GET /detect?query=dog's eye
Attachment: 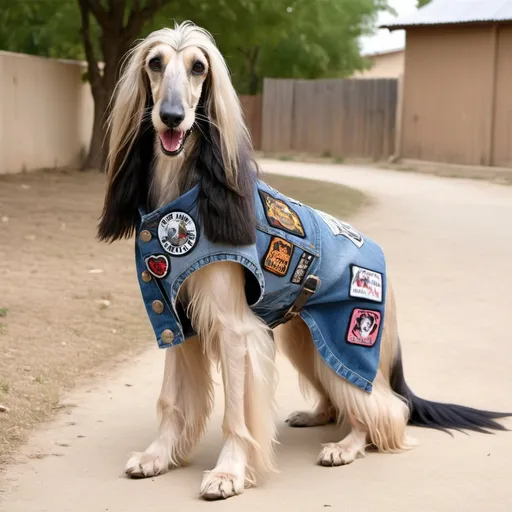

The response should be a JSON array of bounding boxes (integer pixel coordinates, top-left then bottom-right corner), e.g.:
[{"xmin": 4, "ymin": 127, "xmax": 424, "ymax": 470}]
[
  {"xmin": 191, "ymin": 61, "xmax": 205, "ymax": 75},
  {"xmin": 148, "ymin": 57, "xmax": 162, "ymax": 72}
]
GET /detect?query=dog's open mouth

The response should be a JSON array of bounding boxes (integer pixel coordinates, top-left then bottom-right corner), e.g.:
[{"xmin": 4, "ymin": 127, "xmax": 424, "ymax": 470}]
[{"xmin": 159, "ymin": 128, "xmax": 192, "ymax": 156}]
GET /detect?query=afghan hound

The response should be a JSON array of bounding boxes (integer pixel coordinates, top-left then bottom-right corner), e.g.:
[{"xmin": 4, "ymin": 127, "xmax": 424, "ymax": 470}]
[{"xmin": 98, "ymin": 21, "xmax": 509, "ymax": 500}]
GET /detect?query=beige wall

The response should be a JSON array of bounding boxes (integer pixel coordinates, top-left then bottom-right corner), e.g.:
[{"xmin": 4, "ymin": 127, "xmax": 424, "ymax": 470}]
[
  {"xmin": 0, "ymin": 51, "xmax": 93, "ymax": 174},
  {"xmin": 492, "ymin": 25, "xmax": 512, "ymax": 167},
  {"xmin": 353, "ymin": 50, "xmax": 404, "ymax": 79},
  {"xmin": 400, "ymin": 24, "xmax": 512, "ymax": 167}
]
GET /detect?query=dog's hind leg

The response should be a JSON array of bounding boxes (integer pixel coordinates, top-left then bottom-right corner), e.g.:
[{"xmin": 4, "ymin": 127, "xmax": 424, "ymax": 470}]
[
  {"xmin": 276, "ymin": 317, "xmax": 335, "ymax": 428},
  {"xmin": 185, "ymin": 262, "xmax": 278, "ymax": 500},
  {"xmin": 316, "ymin": 365, "xmax": 415, "ymax": 465},
  {"xmin": 125, "ymin": 335, "xmax": 213, "ymax": 478}
]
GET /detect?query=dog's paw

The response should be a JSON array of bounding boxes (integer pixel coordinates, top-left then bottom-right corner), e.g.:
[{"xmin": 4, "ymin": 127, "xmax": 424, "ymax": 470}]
[
  {"xmin": 286, "ymin": 409, "xmax": 333, "ymax": 428},
  {"xmin": 125, "ymin": 450, "xmax": 170, "ymax": 478},
  {"xmin": 200, "ymin": 471, "xmax": 244, "ymax": 501},
  {"xmin": 317, "ymin": 442, "xmax": 361, "ymax": 467}
]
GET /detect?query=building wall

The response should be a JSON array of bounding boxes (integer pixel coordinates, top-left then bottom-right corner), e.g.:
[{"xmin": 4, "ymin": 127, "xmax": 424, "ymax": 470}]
[
  {"xmin": 0, "ymin": 51, "xmax": 93, "ymax": 174},
  {"xmin": 492, "ymin": 25, "xmax": 512, "ymax": 167},
  {"xmin": 353, "ymin": 50, "xmax": 404, "ymax": 79},
  {"xmin": 401, "ymin": 25, "xmax": 495, "ymax": 165}
]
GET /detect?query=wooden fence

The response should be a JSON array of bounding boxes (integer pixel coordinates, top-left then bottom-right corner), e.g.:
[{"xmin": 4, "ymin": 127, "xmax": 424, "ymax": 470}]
[
  {"xmin": 261, "ymin": 78, "xmax": 398, "ymax": 160},
  {"xmin": 240, "ymin": 95, "xmax": 262, "ymax": 150}
]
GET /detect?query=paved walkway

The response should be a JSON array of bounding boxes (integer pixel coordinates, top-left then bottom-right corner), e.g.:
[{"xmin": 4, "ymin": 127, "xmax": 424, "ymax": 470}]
[{"xmin": 2, "ymin": 160, "xmax": 512, "ymax": 512}]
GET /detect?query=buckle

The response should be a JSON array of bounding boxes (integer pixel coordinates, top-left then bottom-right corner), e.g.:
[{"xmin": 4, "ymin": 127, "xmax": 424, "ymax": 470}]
[{"xmin": 283, "ymin": 275, "xmax": 320, "ymax": 322}]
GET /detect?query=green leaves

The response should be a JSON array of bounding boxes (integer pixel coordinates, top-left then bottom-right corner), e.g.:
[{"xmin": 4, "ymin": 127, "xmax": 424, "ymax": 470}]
[{"xmin": 0, "ymin": 0, "xmax": 391, "ymax": 93}]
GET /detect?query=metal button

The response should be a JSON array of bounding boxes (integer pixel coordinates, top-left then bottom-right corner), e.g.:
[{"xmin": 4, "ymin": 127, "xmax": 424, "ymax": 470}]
[
  {"xmin": 152, "ymin": 300, "xmax": 164, "ymax": 314},
  {"xmin": 140, "ymin": 230, "xmax": 152, "ymax": 242},
  {"xmin": 141, "ymin": 271, "xmax": 152, "ymax": 283},
  {"xmin": 161, "ymin": 329, "xmax": 174, "ymax": 344}
]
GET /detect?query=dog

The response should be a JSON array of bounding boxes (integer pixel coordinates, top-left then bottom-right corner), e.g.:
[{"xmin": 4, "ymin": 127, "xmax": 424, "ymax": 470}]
[{"xmin": 97, "ymin": 21, "xmax": 509, "ymax": 500}]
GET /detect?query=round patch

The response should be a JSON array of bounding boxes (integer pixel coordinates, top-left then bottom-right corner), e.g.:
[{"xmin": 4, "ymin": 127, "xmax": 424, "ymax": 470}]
[{"xmin": 158, "ymin": 211, "xmax": 198, "ymax": 256}]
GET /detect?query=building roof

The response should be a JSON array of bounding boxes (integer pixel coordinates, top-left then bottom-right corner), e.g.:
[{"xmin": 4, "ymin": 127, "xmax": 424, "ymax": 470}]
[
  {"xmin": 381, "ymin": 0, "xmax": 512, "ymax": 30},
  {"xmin": 362, "ymin": 47, "xmax": 404, "ymax": 58}
]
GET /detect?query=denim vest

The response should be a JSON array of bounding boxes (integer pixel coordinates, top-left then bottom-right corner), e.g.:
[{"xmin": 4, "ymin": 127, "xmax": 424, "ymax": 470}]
[{"xmin": 135, "ymin": 180, "xmax": 387, "ymax": 393}]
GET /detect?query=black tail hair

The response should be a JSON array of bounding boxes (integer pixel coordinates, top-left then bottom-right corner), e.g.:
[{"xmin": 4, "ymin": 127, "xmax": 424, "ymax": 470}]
[{"xmin": 390, "ymin": 341, "xmax": 511, "ymax": 434}]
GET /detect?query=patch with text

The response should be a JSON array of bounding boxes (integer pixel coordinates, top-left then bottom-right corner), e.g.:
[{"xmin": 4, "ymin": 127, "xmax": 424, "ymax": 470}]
[
  {"xmin": 145, "ymin": 254, "xmax": 170, "ymax": 279},
  {"xmin": 260, "ymin": 190, "xmax": 305, "ymax": 238},
  {"xmin": 346, "ymin": 309, "xmax": 381, "ymax": 347},
  {"xmin": 158, "ymin": 211, "xmax": 198, "ymax": 256},
  {"xmin": 263, "ymin": 236, "xmax": 294, "ymax": 276},
  {"xmin": 291, "ymin": 251, "xmax": 315, "ymax": 284},
  {"xmin": 316, "ymin": 209, "xmax": 364, "ymax": 248},
  {"xmin": 349, "ymin": 266, "xmax": 383, "ymax": 302}
]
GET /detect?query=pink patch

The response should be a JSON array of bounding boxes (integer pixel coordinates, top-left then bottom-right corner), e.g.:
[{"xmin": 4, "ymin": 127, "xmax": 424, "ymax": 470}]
[{"xmin": 346, "ymin": 309, "xmax": 381, "ymax": 347}]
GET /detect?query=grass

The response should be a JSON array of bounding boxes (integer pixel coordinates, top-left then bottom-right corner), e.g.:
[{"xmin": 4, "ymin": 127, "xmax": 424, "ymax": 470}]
[
  {"xmin": 263, "ymin": 174, "xmax": 367, "ymax": 220},
  {"xmin": 0, "ymin": 168, "xmax": 366, "ymax": 463}
]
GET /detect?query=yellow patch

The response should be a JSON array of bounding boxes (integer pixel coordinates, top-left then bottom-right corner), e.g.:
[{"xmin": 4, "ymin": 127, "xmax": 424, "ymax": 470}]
[{"xmin": 260, "ymin": 191, "xmax": 305, "ymax": 238}]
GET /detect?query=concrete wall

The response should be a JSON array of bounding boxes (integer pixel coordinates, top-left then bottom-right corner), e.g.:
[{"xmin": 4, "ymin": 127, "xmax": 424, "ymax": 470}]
[
  {"xmin": 0, "ymin": 51, "xmax": 93, "ymax": 174},
  {"xmin": 400, "ymin": 24, "xmax": 512, "ymax": 167},
  {"xmin": 353, "ymin": 50, "xmax": 404, "ymax": 79}
]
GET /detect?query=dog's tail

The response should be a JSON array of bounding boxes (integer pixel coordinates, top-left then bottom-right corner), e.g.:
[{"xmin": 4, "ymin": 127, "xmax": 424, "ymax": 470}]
[{"xmin": 390, "ymin": 340, "xmax": 511, "ymax": 434}]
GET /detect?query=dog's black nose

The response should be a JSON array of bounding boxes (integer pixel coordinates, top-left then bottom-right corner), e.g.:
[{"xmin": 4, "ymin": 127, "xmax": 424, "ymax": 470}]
[{"xmin": 160, "ymin": 102, "xmax": 185, "ymax": 128}]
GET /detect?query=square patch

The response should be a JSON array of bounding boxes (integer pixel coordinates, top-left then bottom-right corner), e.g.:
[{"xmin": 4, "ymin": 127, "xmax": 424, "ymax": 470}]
[
  {"xmin": 263, "ymin": 237, "xmax": 294, "ymax": 276},
  {"xmin": 346, "ymin": 309, "xmax": 382, "ymax": 347},
  {"xmin": 349, "ymin": 266, "xmax": 383, "ymax": 303},
  {"xmin": 291, "ymin": 251, "xmax": 315, "ymax": 284},
  {"xmin": 260, "ymin": 191, "xmax": 305, "ymax": 238}
]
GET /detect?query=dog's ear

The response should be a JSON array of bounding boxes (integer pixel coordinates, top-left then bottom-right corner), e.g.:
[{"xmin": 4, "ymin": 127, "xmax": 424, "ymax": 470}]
[
  {"xmin": 97, "ymin": 98, "xmax": 154, "ymax": 242},
  {"xmin": 97, "ymin": 50, "xmax": 154, "ymax": 242},
  {"xmin": 193, "ymin": 59, "xmax": 258, "ymax": 246},
  {"xmin": 195, "ymin": 107, "xmax": 257, "ymax": 246}
]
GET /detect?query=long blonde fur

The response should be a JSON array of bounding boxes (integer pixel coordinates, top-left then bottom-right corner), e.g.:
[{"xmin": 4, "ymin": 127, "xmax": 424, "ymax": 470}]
[{"xmin": 113, "ymin": 21, "xmax": 413, "ymax": 500}]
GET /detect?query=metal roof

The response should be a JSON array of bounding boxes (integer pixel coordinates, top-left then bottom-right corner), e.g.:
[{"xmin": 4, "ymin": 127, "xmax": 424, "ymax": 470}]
[{"xmin": 381, "ymin": 0, "xmax": 512, "ymax": 30}]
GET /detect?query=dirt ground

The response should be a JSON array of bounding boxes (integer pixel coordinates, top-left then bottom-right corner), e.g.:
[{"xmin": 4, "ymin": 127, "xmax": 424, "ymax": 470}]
[{"xmin": 0, "ymin": 168, "xmax": 365, "ymax": 463}]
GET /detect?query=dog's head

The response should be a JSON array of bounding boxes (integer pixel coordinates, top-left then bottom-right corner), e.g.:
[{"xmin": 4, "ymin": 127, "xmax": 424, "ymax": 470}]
[
  {"xmin": 98, "ymin": 22, "xmax": 257, "ymax": 245},
  {"xmin": 146, "ymin": 40, "xmax": 207, "ymax": 157}
]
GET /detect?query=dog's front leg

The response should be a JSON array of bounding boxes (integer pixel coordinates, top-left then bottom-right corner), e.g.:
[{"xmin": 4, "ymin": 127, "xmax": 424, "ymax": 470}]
[
  {"xmin": 186, "ymin": 262, "xmax": 277, "ymax": 500},
  {"xmin": 125, "ymin": 335, "xmax": 213, "ymax": 478}
]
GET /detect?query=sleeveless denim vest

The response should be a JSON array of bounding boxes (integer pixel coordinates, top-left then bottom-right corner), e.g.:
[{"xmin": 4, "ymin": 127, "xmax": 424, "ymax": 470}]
[{"xmin": 135, "ymin": 180, "xmax": 387, "ymax": 393}]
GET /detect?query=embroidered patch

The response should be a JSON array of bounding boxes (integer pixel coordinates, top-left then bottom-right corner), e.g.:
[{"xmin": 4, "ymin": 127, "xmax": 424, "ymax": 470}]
[
  {"xmin": 291, "ymin": 251, "xmax": 315, "ymax": 284},
  {"xmin": 346, "ymin": 309, "xmax": 381, "ymax": 347},
  {"xmin": 260, "ymin": 191, "xmax": 305, "ymax": 238},
  {"xmin": 349, "ymin": 266, "xmax": 383, "ymax": 303},
  {"xmin": 158, "ymin": 211, "xmax": 198, "ymax": 256},
  {"xmin": 263, "ymin": 237, "xmax": 294, "ymax": 276},
  {"xmin": 145, "ymin": 254, "xmax": 170, "ymax": 279},
  {"xmin": 316, "ymin": 210, "xmax": 364, "ymax": 248}
]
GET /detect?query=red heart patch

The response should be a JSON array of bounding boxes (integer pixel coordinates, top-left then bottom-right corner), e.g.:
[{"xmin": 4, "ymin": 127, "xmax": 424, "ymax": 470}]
[{"xmin": 145, "ymin": 255, "xmax": 169, "ymax": 279}]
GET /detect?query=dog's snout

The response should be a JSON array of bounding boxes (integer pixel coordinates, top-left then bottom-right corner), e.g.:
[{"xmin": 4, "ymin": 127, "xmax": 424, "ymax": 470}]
[{"xmin": 160, "ymin": 102, "xmax": 185, "ymax": 128}]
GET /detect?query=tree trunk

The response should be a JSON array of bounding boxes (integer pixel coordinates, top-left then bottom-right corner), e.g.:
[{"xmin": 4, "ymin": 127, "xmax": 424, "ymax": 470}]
[
  {"xmin": 247, "ymin": 47, "xmax": 260, "ymax": 95},
  {"xmin": 78, "ymin": 0, "xmax": 174, "ymax": 170},
  {"xmin": 82, "ymin": 43, "xmax": 127, "ymax": 171},
  {"xmin": 83, "ymin": 88, "xmax": 108, "ymax": 170}
]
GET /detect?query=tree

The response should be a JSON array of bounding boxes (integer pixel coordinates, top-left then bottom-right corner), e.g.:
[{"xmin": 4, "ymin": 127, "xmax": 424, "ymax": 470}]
[
  {"xmin": 77, "ymin": 0, "xmax": 175, "ymax": 169},
  {"xmin": 417, "ymin": 0, "xmax": 432, "ymax": 7},
  {"xmin": 0, "ymin": 0, "xmax": 83, "ymax": 59},
  {"xmin": 0, "ymin": 0, "xmax": 391, "ymax": 168}
]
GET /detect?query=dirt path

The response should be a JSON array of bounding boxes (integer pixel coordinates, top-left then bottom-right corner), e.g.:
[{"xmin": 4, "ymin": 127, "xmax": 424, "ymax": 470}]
[{"xmin": 2, "ymin": 160, "xmax": 512, "ymax": 511}]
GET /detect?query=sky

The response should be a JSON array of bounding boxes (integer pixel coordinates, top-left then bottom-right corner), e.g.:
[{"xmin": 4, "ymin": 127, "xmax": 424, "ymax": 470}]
[{"xmin": 360, "ymin": 0, "xmax": 419, "ymax": 54}]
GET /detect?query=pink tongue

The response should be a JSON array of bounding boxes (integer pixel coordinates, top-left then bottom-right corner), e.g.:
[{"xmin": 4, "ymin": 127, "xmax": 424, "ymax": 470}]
[{"xmin": 160, "ymin": 130, "xmax": 184, "ymax": 152}]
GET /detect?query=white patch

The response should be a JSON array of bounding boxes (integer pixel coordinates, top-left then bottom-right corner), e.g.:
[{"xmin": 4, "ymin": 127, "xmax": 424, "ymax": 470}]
[
  {"xmin": 350, "ymin": 266, "xmax": 382, "ymax": 302},
  {"xmin": 316, "ymin": 210, "xmax": 364, "ymax": 248},
  {"xmin": 158, "ymin": 211, "xmax": 198, "ymax": 256}
]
